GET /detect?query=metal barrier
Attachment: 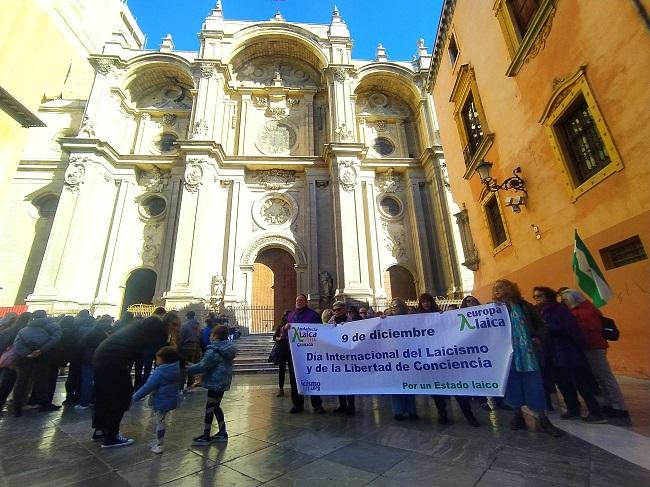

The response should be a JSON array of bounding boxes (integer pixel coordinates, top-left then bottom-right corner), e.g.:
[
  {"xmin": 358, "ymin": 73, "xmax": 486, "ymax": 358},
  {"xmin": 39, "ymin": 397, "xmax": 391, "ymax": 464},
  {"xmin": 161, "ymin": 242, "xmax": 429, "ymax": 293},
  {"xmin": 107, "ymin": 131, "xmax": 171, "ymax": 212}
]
[
  {"xmin": 224, "ymin": 304, "xmax": 276, "ymax": 335},
  {"xmin": 127, "ymin": 303, "xmax": 156, "ymax": 317}
]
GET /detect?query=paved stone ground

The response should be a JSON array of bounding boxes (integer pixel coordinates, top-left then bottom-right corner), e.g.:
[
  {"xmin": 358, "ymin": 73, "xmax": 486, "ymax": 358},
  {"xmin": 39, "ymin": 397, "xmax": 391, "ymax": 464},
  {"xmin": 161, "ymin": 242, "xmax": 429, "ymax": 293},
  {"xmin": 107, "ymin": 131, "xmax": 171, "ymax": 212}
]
[{"xmin": 1, "ymin": 375, "xmax": 649, "ymax": 487}]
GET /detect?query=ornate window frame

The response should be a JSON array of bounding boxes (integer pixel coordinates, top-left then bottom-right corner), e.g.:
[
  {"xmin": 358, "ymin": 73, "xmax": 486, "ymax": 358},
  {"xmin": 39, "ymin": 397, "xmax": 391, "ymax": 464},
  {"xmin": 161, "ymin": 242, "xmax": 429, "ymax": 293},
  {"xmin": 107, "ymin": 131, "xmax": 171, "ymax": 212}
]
[
  {"xmin": 481, "ymin": 193, "xmax": 511, "ymax": 254},
  {"xmin": 377, "ymin": 194, "xmax": 405, "ymax": 221},
  {"xmin": 493, "ymin": 0, "xmax": 557, "ymax": 77},
  {"xmin": 137, "ymin": 193, "xmax": 169, "ymax": 221},
  {"xmin": 539, "ymin": 67, "xmax": 624, "ymax": 201},
  {"xmin": 449, "ymin": 64, "xmax": 495, "ymax": 179}
]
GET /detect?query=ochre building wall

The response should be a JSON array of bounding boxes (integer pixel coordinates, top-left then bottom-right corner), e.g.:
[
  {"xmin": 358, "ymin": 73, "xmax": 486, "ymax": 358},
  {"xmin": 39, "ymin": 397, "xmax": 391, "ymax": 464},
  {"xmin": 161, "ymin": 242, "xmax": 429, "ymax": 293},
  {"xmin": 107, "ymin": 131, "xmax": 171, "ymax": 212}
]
[{"xmin": 431, "ymin": 0, "xmax": 650, "ymax": 377}]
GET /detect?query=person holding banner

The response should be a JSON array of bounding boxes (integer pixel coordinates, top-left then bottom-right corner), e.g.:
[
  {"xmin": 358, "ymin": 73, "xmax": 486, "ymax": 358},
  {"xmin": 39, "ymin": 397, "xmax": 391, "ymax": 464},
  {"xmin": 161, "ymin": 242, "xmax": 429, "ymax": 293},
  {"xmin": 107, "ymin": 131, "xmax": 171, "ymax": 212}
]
[
  {"xmin": 418, "ymin": 293, "xmax": 480, "ymax": 427},
  {"xmin": 493, "ymin": 280, "xmax": 562, "ymax": 437},
  {"xmin": 389, "ymin": 298, "xmax": 419, "ymax": 421},
  {"xmin": 329, "ymin": 301, "xmax": 356, "ymax": 415},
  {"xmin": 285, "ymin": 294, "xmax": 325, "ymax": 414}
]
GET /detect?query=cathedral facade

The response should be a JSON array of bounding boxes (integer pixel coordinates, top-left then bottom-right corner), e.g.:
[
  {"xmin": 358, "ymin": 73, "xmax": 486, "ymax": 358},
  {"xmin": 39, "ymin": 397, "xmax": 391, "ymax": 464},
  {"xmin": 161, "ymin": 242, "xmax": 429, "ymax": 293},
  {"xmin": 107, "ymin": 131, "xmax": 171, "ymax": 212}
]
[{"xmin": 1, "ymin": 4, "xmax": 463, "ymax": 325}]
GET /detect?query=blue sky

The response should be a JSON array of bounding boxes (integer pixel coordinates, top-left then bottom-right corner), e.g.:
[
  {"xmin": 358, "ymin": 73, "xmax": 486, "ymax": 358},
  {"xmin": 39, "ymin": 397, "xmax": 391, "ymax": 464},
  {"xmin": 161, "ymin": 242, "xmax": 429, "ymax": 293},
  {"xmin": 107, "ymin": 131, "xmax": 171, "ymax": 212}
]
[{"xmin": 126, "ymin": 0, "xmax": 443, "ymax": 61}]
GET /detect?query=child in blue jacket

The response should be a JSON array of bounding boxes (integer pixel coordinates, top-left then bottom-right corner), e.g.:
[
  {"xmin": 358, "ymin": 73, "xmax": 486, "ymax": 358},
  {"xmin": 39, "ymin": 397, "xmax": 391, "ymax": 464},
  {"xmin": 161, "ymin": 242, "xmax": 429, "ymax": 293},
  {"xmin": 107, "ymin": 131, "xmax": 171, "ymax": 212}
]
[
  {"xmin": 188, "ymin": 325, "xmax": 237, "ymax": 445},
  {"xmin": 132, "ymin": 346, "xmax": 181, "ymax": 453}
]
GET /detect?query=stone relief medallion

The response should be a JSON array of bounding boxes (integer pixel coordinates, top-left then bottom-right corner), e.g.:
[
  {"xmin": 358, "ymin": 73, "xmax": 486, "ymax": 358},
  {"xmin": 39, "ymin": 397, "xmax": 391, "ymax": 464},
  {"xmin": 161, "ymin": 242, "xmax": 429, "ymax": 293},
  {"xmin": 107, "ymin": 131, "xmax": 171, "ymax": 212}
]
[
  {"xmin": 257, "ymin": 121, "xmax": 297, "ymax": 155},
  {"xmin": 338, "ymin": 160, "xmax": 359, "ymax": 192},
  {"xmin": 261, "ymin": 198, "xmax": 291, "ymax": 225},
  {"xmin": 369, "ymin": 92, "xmax": 389, "ymax": 108},
  {"xmin": 184, "ymin": 159, "xmax": 204, "ymax": 193},
  {"xmin": 252, "ymin": 192, "xmax": 298, "ymax": 230}
]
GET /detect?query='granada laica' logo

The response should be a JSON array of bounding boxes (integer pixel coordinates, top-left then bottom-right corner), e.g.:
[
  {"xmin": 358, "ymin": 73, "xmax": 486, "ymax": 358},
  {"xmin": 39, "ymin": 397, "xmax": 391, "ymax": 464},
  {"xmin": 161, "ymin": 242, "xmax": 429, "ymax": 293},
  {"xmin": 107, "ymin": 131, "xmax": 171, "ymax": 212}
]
[{"xmin": 291, "ymin": 326, "xmax": 319, "ymax": 346}]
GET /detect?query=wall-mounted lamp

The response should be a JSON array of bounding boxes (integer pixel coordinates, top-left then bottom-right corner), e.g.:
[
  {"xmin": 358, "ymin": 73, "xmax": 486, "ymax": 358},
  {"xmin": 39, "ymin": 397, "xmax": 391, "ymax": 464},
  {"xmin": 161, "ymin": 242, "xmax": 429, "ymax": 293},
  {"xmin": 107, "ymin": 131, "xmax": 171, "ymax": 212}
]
[{"xmin": 476, "ymin": 161, "xmax": 528, "ymax": 196}]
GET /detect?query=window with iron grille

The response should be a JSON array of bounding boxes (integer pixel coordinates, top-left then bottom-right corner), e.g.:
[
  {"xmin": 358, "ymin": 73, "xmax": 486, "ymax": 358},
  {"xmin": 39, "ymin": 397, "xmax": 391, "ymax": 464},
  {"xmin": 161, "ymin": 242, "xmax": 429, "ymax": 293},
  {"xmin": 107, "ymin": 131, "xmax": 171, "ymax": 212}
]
[
  {"xmin": 461, "ymin": 93, "xmax": 483, "ymax": 158},
  {"xmin": 485, "ymin": 196, "xmax": 507, "ymax": 247},
  {"xmin": 508, "ymin": 0, "xmax": 540, "ymax": 37},
  {"xmin": 600, "ymin": 236, "xmax": 648, "ymax": 270},
  {"xmin": 556, "ymin": 96, "xmax": 611, "ymax": 185}
]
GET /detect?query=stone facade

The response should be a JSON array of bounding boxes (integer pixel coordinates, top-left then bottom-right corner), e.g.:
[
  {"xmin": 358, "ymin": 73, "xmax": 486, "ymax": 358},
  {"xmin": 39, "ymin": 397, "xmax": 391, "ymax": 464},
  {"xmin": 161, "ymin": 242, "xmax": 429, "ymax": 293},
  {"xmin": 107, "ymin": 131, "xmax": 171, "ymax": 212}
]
[{"xmin": 0, "ymin": 4, "xmax": 464, "ymax": 315}]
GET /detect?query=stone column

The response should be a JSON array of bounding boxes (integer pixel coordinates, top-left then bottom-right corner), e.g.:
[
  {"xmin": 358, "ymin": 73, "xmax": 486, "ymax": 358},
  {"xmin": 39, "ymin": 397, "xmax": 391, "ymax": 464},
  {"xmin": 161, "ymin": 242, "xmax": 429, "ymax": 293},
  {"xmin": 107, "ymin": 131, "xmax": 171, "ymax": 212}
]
[
  {"xmin": 327, "ymin": 66, "xmax": 356, "ymax": 142},
  {"xmin": 192, "ymin": 64, "xmax": 224, "ymax": 143},
  {"xmin": 325, "ymin": 144, "xmax": 373, "ymax": 301},
  {"xmin": 404, "ymin": 171, "xmax": 435, "ymax": 295},
  {"xmin": 222, "ymin": 178, "xmax": 242, "ymax": 305}
]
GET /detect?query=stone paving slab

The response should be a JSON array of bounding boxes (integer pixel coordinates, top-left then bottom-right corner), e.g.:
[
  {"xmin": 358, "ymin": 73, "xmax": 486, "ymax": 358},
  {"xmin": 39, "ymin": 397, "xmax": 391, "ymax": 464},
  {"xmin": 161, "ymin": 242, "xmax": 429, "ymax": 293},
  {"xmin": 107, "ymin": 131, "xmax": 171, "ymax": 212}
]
[{"xmin": 0, "ymin": 374, "xmax": 649, "ymax": 486}]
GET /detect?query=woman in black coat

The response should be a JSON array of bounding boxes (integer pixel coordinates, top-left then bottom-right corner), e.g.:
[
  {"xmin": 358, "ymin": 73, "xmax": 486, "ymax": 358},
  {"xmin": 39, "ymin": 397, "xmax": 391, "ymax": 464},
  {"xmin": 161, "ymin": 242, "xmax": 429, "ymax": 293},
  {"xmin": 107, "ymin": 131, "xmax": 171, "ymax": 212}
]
[{"xmin": 91, "ymin": 314, "xmax": 169, "ymax": 448}]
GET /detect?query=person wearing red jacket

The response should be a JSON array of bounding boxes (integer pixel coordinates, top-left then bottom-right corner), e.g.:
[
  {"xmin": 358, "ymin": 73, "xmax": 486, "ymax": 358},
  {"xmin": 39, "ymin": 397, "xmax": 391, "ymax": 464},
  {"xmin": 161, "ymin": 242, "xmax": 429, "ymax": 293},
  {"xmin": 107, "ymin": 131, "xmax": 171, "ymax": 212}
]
[{"xmin": 560, "ymin": 289, "xmax": 629, "ymax": 418}]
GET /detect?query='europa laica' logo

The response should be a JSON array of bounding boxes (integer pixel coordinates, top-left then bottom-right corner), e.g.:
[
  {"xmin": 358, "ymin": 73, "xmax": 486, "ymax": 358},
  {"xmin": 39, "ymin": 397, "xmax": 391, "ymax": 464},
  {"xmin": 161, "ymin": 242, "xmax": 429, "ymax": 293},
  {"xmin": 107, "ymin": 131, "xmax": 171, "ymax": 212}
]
[{"xmin": 458, "ymin": 306, "xmax": 506, "ymax": 331}]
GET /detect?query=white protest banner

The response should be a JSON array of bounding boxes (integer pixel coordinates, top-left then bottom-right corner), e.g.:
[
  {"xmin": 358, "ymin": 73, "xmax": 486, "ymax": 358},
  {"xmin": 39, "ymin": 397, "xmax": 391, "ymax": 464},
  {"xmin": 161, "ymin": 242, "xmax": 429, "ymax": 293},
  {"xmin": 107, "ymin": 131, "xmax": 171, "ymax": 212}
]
[{"xmin": 289, "ymin": 303, "xmax": 513, "ymax": 396}]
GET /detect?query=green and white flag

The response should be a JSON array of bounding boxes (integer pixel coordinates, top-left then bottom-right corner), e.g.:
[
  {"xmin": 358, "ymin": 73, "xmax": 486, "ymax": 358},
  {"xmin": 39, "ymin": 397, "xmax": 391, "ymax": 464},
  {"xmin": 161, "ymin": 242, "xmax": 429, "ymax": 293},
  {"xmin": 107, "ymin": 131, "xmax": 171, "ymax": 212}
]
[{"xmin": 572, "ymin": 230, "xmax": 613, "ymax": 308}]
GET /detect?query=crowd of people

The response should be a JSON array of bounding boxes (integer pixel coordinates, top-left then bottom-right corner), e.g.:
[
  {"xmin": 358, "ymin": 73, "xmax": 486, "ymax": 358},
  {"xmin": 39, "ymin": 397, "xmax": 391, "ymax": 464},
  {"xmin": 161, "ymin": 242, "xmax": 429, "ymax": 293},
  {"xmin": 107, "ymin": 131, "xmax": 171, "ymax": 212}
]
[
  {"xmin": 272, "ymin": 283, "xmax": 629, "ymax": 437},
  {"xmin": 0, "ymin": 307, "xmax": 239, "ymax": 452},
  {"xmin": 0, "ymin": 279, "xmax": 629, "ymax": 453}
]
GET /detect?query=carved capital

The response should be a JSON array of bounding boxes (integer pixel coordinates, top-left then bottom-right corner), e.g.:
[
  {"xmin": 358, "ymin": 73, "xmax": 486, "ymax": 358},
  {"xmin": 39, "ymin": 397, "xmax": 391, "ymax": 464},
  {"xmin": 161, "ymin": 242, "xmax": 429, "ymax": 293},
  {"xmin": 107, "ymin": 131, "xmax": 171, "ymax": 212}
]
[
  {"xmin": 201, "ymin": 63, "xmax": 216, "ymax": 78},
  {"xmin": 96, "ymin": 59, "xmax": 114, "ymax": 76}
]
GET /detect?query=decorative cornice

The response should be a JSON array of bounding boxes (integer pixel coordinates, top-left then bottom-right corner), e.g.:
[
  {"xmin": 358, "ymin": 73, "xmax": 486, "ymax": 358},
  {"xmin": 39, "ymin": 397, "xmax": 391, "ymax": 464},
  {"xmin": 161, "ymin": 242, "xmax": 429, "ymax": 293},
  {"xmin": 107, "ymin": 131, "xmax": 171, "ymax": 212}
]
[{"xmin": 427, "ymin": 0, "xmax": 457, "ymax": 91}]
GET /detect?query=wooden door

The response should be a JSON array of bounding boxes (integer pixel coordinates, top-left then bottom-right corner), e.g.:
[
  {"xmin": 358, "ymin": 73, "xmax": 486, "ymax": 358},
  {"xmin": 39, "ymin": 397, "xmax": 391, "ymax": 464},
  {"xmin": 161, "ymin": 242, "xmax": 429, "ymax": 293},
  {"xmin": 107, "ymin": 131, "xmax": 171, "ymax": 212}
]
[
  {"xmin": 252, "ymin": 248, "xmax": 296, "ymax": 333},
  {"xmin": 384, "ymin": 265, "xmax": 417, "ymax": 301}
]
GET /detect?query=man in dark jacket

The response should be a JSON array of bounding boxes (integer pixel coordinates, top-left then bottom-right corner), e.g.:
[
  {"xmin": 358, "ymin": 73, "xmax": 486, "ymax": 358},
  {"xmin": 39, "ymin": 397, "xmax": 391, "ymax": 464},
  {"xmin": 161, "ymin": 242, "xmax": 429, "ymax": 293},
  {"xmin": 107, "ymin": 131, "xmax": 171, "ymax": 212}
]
[
  {"xmin": 179, "ymin": 311, "xmax": 201, "ymax": 391},
  {"xmin": 12, "ymin": 310, "xmax": 62, "ymax": 416},
  {"xmin": 284, "ymin": 294, "xmax": 325, "ymax": 414},
  {"xmin": 92, "ymin": 315, "xmax": 168, "ymax": 448},
  {"xmin": 64, "ymin": 310, "xmax": 95, "ymax": 404}
]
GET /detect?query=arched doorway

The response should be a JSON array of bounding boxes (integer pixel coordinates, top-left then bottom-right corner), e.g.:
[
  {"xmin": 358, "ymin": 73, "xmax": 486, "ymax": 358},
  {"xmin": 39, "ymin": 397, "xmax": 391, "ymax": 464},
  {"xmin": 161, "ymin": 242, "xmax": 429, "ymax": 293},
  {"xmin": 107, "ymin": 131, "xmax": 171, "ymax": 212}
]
[
  {"xmin": 384, "ymin": 265, "xmax": 417, "ymax": 301},
  {"xmin": 252, "ymin": 248, "xmax": 296, "ymax": 333},
  {"xmin": 121, "ymin": 268, "xmax": 157, "ymax": 317}
]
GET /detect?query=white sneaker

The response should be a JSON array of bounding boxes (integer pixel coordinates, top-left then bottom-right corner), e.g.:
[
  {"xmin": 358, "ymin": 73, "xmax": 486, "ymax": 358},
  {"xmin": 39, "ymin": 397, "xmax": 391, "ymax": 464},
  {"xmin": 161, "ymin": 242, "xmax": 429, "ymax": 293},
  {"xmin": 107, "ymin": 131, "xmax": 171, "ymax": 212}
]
[
  {"xmin": 150, "ymin": 444, "xmax": 164, "ymax": 454},
  {"xmin": 74, "ymin": 404, "xmax": 89, "ymax": 410}
]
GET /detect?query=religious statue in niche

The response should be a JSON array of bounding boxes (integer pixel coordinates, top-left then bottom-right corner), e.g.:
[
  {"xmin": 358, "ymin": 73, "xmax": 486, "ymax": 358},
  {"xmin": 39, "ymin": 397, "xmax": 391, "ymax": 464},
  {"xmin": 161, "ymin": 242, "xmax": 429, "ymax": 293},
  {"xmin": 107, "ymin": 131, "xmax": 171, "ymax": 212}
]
[
  {"xmin": 210, "ymin": 274, "xmax": 226, "ymax": 311},
  {"xmin": 318, "ymin": 271, "xmax": 333, "ymax": 298},
  {"xmin": 260, "ymin": 198, "xmax": 291, "ymax": 225}
]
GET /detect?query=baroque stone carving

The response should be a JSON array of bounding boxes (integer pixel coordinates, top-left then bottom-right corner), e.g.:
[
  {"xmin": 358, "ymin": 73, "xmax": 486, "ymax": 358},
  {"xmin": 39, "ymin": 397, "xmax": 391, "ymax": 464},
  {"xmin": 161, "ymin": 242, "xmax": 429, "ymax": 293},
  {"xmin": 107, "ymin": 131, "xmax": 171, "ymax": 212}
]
[
  {"xmin": 201, "ymin": 63, "xmax": 216, "ymax": 78},
  {"xmin": 162, "ymin": 114, "xmax": 177, "ymax": 126},
  {"xmin": 253, "ymin": 169, "xmax": 296, "ymax": 190},
  {"xmin": 439, "ymin": 162, "xmax": 452, "ymax": 191},
  {"xmin": 265, "ymin": 107, "xmax": 287, "ymax": 119},
  {"xmin": 261, "ymin": 198, "xmax": 291, "ymax": 225},
  {"xmin": 96, "ymin": 59, "xmax": 114, "ymax": 76},
  {"xmin": 234, "ymin": 58, "xmax": 317, "ymax": 88},
  {"xmin": 64, "ymin": 157, "xmax": 89, "ymax": 192},
  {"xmin": 315, "ymin": 180, "xmax": 330, "ymax": 189},
  {"xmin": 287, "ymin": 96, "xmax": 301, "ymax": 107},
  {"xmin": 184, "ymin": 159, "xmax": 204, "ymax": 192},
  {"xmin": 220, "ymin": 179, "xmax": 233, "ymax": 190},
  {"xmin": 191, "ymin": 119, "xmax": 208, "ymax": 138},
  {"xmin": 385, "ymin": 229, "xmax": 408, "ymax": 260},
  {"xmin": 253, "ymin": 96, "xmax": 268, "ymax": 108},
  {"xmin": 140, "ymin": 223, "xmax": 162, "ymax": 267},
  {"xmin": 78, "ymin": 116, "xmax": 95, "ymax": 138},
  {"xmin": 377, "ymin": 169, "xmax": 402, "ymax": 193},
  {"xmin": 338, "ymin": 159, "xmax": 358, "ymax": 192},
  {"xmin": 318, "ymin": 271, "xmax": 333, "ymax": 298},
  {"xmin": 376, "ymin": 120, "xmax": 387, "ymax": 132},
  {"xmin": 335, "ymin": 123, "xmax": 353, "ymax": 142},
  {"xmin": 258, "ymin": 121, "xmax": 297, "ymax": 155},
  {"xmin": 332, "ymin": 67, "xmax": 347, "ymax": 83},
  {"xmin": 140, "ymin": 166, "xmax": 170, "ymax": 193}
]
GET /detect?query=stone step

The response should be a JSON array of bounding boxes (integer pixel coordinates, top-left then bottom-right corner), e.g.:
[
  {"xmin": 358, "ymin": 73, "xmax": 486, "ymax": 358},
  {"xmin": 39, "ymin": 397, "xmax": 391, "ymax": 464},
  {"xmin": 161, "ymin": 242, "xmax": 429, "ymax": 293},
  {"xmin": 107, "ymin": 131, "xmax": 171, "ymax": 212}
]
[{"xmin": 234, "ymin": 368, "xmax": 278, "ymax": 374}]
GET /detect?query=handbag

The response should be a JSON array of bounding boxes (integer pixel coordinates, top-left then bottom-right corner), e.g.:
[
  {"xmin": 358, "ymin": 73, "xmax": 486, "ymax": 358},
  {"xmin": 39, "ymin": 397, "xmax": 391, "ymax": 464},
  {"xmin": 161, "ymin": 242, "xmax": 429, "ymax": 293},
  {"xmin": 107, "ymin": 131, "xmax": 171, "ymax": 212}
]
[
  {"xmin": 268, "ymin": 342, "xmax": 279, "ymax": 365},
  {"xmin": 0, "ymin": 345, "xmax": 18, "ymax": 369},
  {"xmin": 601, "ymin": 316, "xmax": 620, "ymax": 341}
]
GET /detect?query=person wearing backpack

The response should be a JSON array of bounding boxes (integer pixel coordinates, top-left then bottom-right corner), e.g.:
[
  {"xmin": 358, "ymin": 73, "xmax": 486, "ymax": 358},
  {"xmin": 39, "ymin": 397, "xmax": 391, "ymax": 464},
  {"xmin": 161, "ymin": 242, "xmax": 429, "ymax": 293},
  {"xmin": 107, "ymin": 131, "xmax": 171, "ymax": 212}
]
[
  {"xmin": 12, "ymin": 310, "xmax": 62, "ymax": 416},
  {"xmin": 560, "ymin": 289, "xmax": 629, "ymax": 418}
]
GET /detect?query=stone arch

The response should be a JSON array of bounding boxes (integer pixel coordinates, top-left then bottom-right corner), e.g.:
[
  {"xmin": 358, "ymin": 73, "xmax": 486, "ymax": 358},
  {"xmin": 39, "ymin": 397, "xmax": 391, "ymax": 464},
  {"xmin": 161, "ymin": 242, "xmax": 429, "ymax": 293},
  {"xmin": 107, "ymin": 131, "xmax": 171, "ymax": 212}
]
[
  {"xmin": 226, "ymin": 26, "xmax": 329, "ymax": 71},
  {"xmin": 240, "ymin": 233, "xmax": 307, "ymax": 268},
  {"xmin": 120, "ymin": 267, "xmax": 158, "ymax": 317},
  {"xmin": 123, "ymin": 56, "xmax": 196, "ymax": 108},
  {"xmin": 383, "ymin": 264, "xmax": 418, "ymax": 301}
]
